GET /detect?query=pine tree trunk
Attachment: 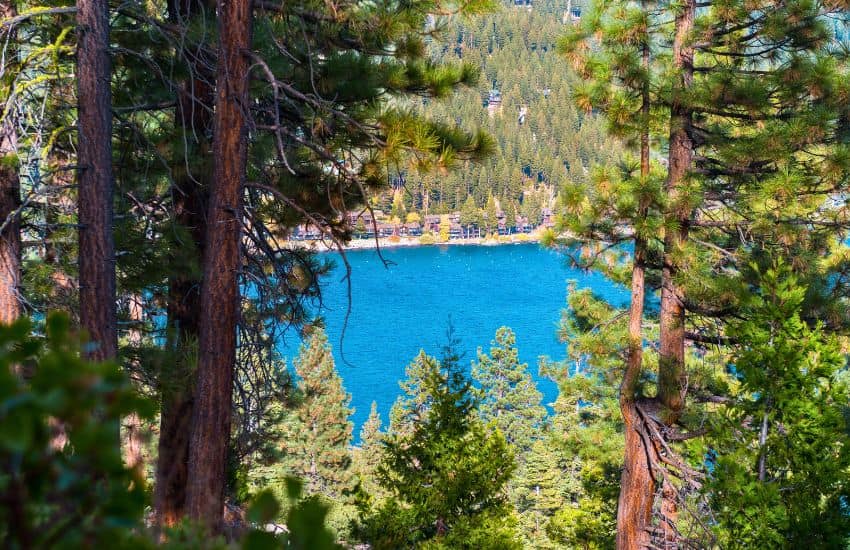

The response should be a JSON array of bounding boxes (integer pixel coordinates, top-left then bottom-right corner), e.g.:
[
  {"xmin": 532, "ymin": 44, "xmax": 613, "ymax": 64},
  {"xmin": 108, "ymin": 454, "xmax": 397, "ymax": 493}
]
[
  {"xmin": 153, "ymin": 0, "xmax": 214, "ymax": 527},
  {"xmin": 656, "ymin": 1, "xmax": 695, "ymax": 545},
  {"xmin": 155, "ymin": 183, "xmax": 206, "ymax": 525},
  {"xmin": 616, "ymin": 403, "xmax": 653, "ymax": 549},
  {"xmin": 0, "ymin": 0, "xmax": 21, "ymax": 326},
  {"xmin": 185, "ymin": 0, "xmax": 250, "ymax": 527},
  {"xmin": 658, "ymin": 0, "xmax": 694, "ymax": 422},
  {"xmin": 616, "ymin": 37, "xmax": 653, "ymax": 550},
  {"xmin": 76, "ymin": 0, "xmax": 117, "ymax": 362}
]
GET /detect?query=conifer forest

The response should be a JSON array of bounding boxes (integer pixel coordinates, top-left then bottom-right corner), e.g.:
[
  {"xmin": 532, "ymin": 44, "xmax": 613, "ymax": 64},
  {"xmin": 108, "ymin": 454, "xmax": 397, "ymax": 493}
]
[{"xmin": 3, "ymin": 0, "xmax": 850, "ymax": 548}]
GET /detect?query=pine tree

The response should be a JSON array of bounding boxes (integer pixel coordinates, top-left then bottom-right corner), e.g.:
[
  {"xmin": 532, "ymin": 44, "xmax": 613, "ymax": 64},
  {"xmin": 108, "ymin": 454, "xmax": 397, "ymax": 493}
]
[
  {"xmin": 0, "ymin": 0, "xmax": 21, "ymax": 324},
  {"xmin": 473, "ymin": 326, "xmax": 547, "ymax": 454},
  {"xmin": 154, "ymin": 0, "xmax": 215, "ymax": 526},
  {"xmin": 75, "ymin": 0, "xmax": 116, "ymax": 363},
  {"xmin": 280, "ymin": 329, "xmax": 354, "ymax": 500},
  {"xmin": 185, "ymin": 0, "xmax": 252, "ymax": 525},
  {"xmin": 559, "ymin": 1, "xmax": 850, "ymax": 545}
]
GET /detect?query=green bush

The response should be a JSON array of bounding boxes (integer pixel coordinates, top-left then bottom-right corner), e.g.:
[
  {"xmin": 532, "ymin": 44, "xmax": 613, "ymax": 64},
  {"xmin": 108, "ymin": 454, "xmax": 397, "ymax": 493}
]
[
  {"xmin": 419, "ymin": 232, "xmax": 437, "ymax": 245},
  {"xmin": 0, "ymin": 313, "xmax": 154, "ymax": 548},
  {"xmin": 0, "ymin": 314, "xmax": 342, "ymax": 549}
]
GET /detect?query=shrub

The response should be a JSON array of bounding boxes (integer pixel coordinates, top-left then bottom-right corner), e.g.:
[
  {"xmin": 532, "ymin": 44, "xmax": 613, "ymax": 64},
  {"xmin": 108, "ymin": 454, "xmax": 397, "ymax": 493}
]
[
  {"xmin": 0, "ymin": 313, "xmax": 154, "ymax": 547},
  {"xmin": 419, "ymin": 232, "xmax": 437, "ymax": 245}
]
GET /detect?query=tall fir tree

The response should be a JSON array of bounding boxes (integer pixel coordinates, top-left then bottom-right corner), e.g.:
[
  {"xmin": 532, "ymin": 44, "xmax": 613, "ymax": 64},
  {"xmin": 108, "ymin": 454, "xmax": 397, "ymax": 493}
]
[
  {"xmin": 473, "ymin": 327, "xmax": 552, "ymax": 547},
  {"xmin": 473, "ymin": 326, "xmax": 547, "ymax": 454},
  {"xmin": 352, "ymin": 401, "xmax": 385, "ymax": 501},
  {"xmin": 512, "ymin": 437, "xmax": 575, "ymax": 549},
  {"xmin": 281, "ymin": 329, "xmax": 354, "ymax": 500}
]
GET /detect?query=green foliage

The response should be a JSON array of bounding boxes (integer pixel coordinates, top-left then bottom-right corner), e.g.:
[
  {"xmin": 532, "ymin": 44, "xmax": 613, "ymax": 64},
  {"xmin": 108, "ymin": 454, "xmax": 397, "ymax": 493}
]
[
  {"xmin": 279, "ymin": 329, "xmax": 353, "ymax": 499},
  {"xmin": 360, "ymin": 344, "xmax": 520, "ymax": 549},
  {"xmin": 510, "ymin": 437, "xmax": 575, "ymax": 549},
  {"xmin": 244, "ymin": 479, "xmax": 343, "ymax": 550},
  {"xmin": 473, "ymin": 326, "xmax": 547, "ymax": 454},
  {"xmin": 473, "ymin": 327, "xmax": 552, "ymax": 546},
  {"xmin": 0, "ymin": 313, "xmax": 154, "ymax": 548},
  {"xmin": 708, "ymin": 264, "xmax": 850, "ymax": 548},
  {"xmin": 534, "ymin": 288, "xmax": 634, "ymax": 548},
  {"xmin": 247, "ymin": 329, "xmax": 355, "ymax": 539},
  {"xmin": 351, "ymin": 402, "xmax": 385, "ymax": 500},
  {"xmin": 387, "ymin": 0, "xmax": 620, "ymax": 217}
]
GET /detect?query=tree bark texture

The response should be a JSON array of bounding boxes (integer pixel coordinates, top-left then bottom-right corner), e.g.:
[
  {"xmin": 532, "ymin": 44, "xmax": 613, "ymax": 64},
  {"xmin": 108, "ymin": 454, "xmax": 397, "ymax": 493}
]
[
  {"xmin": 185, "ymin": 0, "xmax": 250, "ymax": 528},
  {"xmin": 616, "ymin": 36, "xmax": 653, "ymax": 550},
  {"xmin": 0, "ymin": 0, "xmax": 21, "ymax": 325},
  {"xmin": 153, "ymin": 0, "xmax": 214, "ymax": 527},
  {"xmin": 616, "ymin": 402, "xmax": 654, "ymax": 550},
  {"xmin": 658, "ymin": 0, "xmax": 694, "ymax": 422},
  {"xmin": 656, "ymin": 2, "xmax": 696, "ymax": 545},
  {"xmin": 76, "ymin": 0, "xmax": 117, "ymax": 362}
]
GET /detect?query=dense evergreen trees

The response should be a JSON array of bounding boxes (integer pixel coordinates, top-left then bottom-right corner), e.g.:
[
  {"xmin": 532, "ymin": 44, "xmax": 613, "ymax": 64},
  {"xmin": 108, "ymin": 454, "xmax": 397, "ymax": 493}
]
[
  {"xmin": 473, "ymin": 327, "xmax": 546, "ymax": 452},
  {"xmin": 709, "ymin": 265, "xmax": 850, "ymax": 547},
  {"xmin": 376, "ymin": 0, "xmax": 621, "ymax": 219}
]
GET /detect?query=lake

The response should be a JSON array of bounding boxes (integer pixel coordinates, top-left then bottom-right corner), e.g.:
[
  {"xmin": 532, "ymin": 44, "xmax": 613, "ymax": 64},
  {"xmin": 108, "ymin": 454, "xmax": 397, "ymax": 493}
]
[{"xmin": 279, "ymin": 242, "xmax": 630, "ymax": 437}]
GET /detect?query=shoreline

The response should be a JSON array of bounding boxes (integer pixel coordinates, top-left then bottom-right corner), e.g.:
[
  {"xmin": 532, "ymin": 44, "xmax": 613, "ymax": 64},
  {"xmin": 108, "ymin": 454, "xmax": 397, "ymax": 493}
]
[{"xmin": 285, "ymin": 231, "xmax": 546, "ymax": 252}]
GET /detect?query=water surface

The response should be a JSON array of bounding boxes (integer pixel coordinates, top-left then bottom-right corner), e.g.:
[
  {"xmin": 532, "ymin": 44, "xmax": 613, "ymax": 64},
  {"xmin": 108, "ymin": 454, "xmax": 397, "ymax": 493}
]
[{"xmin": 279, "ymin": 243, "xmax": 629, "ymax": 436}]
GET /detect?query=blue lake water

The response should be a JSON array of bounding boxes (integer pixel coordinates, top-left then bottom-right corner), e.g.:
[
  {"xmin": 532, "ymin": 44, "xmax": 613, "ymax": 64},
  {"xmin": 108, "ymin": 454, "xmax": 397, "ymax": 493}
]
[{"xmin": 278, "ymin": 243, "xmax": 629, "ymax": 437}]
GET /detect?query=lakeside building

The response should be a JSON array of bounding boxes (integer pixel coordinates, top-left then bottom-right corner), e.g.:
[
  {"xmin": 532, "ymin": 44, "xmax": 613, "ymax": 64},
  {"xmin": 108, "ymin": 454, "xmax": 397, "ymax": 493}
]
[{"xmin": 291, "ymin": 206, "xmax": 555, "ymax": 242}]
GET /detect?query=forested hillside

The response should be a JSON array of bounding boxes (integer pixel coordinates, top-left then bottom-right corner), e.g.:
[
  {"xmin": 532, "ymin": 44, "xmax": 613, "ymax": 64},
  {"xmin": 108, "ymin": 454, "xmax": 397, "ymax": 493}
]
[{"xmin": 382, "ymin": 0, "xmax": 619, "ymax": 219}]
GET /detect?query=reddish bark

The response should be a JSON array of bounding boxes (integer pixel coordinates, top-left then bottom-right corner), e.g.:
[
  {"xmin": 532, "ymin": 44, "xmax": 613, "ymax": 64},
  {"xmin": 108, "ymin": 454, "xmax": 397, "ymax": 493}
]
[
  {"xmin": 0, "ymin": 0, "xmax": 21, "ymax": 326},
  {"xmin": 185, "ymin": 0, "xmax": 251, "ymax": 528},
  {"xmin": 617, "ymin": 403, "xmax": 653, "ymax": 549},
  {"xmin": 616, "ymin": 36, "xmax": 654, "ymax": 549},
  {"xmin": 658, "ymin": 0, "xmax": 695, "ymax": 422},
  {"xmin": 153, "ymin": 0, "xmax": 214, "ymax": 527},
  {"xmin": 76, "ymin": 0, "xmax": 117, "ymax": 362},
  {"xmin": 656, "ymin": 1, "xmax": 696, "ymax": 544}
]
